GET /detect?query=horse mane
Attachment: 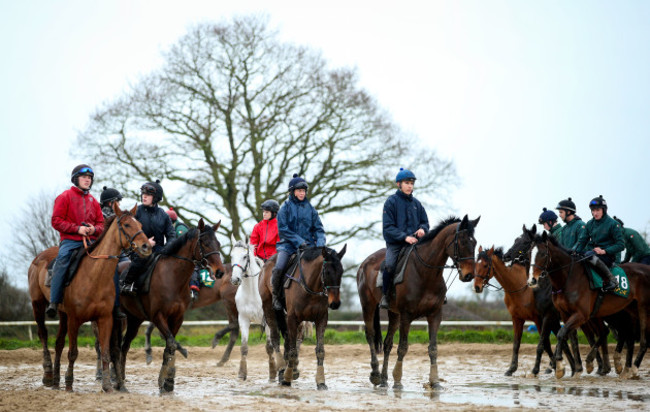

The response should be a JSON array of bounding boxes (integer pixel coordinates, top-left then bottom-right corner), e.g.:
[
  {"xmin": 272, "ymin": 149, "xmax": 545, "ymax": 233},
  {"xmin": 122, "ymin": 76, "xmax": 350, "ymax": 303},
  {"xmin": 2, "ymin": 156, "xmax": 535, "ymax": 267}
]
[
  {"xmin": 301, "ymin": 246, "xmax": 338, "ymax": 263},
  {"xmin": 537, "ymin": 233, "xmax": 573, "ymax": 255},
  {"xmin": 478, "ymin": 246, "xmax": 504, "ymax": 261},
  {"xmin": 85, "ymin": 215, "xmax": 117, "ymax": 254},
  {"xmin": 160, "ymin": 228, "xmax": 199, "ymax": 256},
  {"xmin": 418, "ymin": 216, "xmax": 462, "ymax": 244}
]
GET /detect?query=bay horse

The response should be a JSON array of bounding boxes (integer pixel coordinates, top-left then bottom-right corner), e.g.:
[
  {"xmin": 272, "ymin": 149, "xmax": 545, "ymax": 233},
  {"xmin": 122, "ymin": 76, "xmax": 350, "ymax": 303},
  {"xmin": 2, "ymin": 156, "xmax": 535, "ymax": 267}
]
[
  {"xmin": 528, "ymin": 230, "xmax": 650, "ymax": 379},
  {"xmin": 119, "ymin": 219, "xmax": 225, "ymax": 393},
  {"xmin": 474, "ymin": 245, "xmax": 576, "ymax": 376},
  {"xmin": 357, "ymin": 215, "xmax": 479, "ymax": 389},
  {"xmin": 505, "ymin": 225, "xmax": 613, "ymax": 376},
  {"xmin": 260, "ymin": 245, "xmax": 347, "ymax": 389},
  {"xmin": 143, "ymin": 263, "xmax": 239, "ymax": 366},
  {"xmin": 27, "ymin": 204, "xmax": 151, "ymax": 392}
]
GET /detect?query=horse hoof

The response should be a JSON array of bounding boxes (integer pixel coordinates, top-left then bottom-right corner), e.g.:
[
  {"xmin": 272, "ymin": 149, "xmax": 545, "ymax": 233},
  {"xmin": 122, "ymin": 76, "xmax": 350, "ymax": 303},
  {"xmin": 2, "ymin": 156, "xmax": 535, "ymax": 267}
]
[
  {"xmin": 586, "ymin": 362, "xmax": 594, "ymax": 374},
  {"xmin": 95, "ymin": 371, "xmax": 102, "ymax": 381},
  {"xmin": 370, "ymin": 372, "xmax": 381, "ymax": 386},
  {"xmin": 504, "ymin": 370, "xmax": 514, "ymax": 377},
  {"xmin": 217, "ymin": 360, "xmax": 227, "ymax": 367},
  {"xmin": 238, "ymin": 373, "xmax": 247, "ymax": 381},
  {"xmin": 293, "ymin": 370, "xmax": 300, "ymax": 380},
  {"xmin": 146, "ymin": 354, "xmax": 153, "ymax": 365},
  {"xmin": 544, "ymin": 368, "xmax": 552, "ymax": 374},
  {"xmin": 65, "ymin": 386, "xmax": 73, "ymax": 392},
  {"xmin": 573, "ymin": 371, "xmax": 581, "ymax": 379},
  {"xmin": 317, "ymin": 383, "xmax": 328, "ymax": 390},
  {"xmin": 423, "ymin": 382, "xmax": 442, "ymax": 390},
  {"xmin": 281, "ymin": 380, "xmax": 292, "ymax": 387},
  {"xmin": 393, "ymin": 382, "xmax": 403, "ymax": 390},
  {"xmin": 162, "ymin": 379, "xmax": 174, "ymax": 393},
  {"xmin": 555, "ymin": 368, "xmax": 565, "ymax": 379},
  {"xmin": 211, "ymin": 338, "xmax": 219, "ymax": 349},
  {"xmin": 43, "ymin": 375, "xmax": 54, "ymax": 387}
]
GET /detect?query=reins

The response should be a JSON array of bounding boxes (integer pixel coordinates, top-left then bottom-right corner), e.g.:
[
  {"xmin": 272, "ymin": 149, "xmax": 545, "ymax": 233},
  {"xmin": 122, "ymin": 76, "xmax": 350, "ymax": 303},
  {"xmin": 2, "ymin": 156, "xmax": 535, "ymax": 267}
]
[
  {"xmin": 476, "ymin": 253, "xmax": 528, "ymax": 294},
  {"xmin": 287, "ymin": 247, "xmax": 339, "ymax": 298},
  {"xmin": 82, "ymin": 214, "xmax": 144, "ymax": 260}
]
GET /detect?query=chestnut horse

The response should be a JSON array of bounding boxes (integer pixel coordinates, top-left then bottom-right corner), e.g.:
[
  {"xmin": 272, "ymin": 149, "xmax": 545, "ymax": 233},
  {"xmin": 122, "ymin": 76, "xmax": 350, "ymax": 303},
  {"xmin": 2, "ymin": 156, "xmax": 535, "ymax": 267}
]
[
  {"xmin": 528, "ymin": 231, "xmax": 650, "ymax": 379},
  {"xmin": 474, "ymin": 245, "xmax": 576, "ymax": 376},
  {"xmin": 143, "ymin": 263, "xmax": 239, "ymax": 366},
  {"xmin": 27, "ymin": 204, "xmax": 151, "ymax": 392},
  {"xmin": 357, "ymin": 215, "xmax": 479, "ymax": 389},
  {"xmin": 260, "ymin": 245, "xmax": 347, "ymax": 389},
  {"xmin": 120, "ymin": 219, "xmax": 225, "ymax": 393}
]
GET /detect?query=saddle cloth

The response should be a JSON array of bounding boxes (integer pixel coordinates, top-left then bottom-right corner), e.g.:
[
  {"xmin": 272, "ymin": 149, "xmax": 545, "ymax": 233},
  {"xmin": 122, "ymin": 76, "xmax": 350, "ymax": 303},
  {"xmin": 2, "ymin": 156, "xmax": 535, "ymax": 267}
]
[
  {"xmin": 587, "ymin": 264, "xmax": 629, "ymax": 298},
  {"xmin": 376, "ymin": 245, "xmax": 416, "ymax": 289},
  {"xmin": 45, "ymin": 246, "xmax": 86, "ymax": 288},
  {"xmin": 119, "ymin": 254, "xmax": 162, "ymax": 295}
]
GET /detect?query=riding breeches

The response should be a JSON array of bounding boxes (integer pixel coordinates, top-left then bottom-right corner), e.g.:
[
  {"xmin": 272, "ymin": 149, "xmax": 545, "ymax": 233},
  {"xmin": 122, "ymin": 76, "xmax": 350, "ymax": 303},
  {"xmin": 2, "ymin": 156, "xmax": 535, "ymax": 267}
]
[
  {"xmin": 50, "ymin": 240, "xmax": 83, "ymax": 304},
  {"xmin": 382, "ymin": 243, "xmax": 402, "ymax": 295}
]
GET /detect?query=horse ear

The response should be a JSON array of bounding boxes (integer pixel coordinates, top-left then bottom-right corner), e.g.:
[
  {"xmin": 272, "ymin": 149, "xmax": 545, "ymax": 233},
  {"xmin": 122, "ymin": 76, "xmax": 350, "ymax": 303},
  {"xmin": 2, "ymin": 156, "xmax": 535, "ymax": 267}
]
[
  {"xmin": 130, "ymin": 204, "xmax": 138, "ymax": 215},
  {"xmin": 213, "ymin": 220, "xmax": 221, "ymax": 232},
  {"xmin": 337, "ymin": 244, "xmax": 347, "ymax": 259},
  {"xmin": 478, "ymin": 245, "xmax": 483, "ymax": 253},
  {"xmin": 541, "ymin": 231, "xmax": 548, "ymax": 241},
  {"xmin": 198, "ymin": 218, "xmax": 205, "ymax": 230},
  {"xmin": 460, "ymin": 214, "xmax": 469, "ymax": 229},
  {"xmin": 230, "ymin": 234, "xmax": 237, "ymax": 245},
  {"xmin": 489, "ymin": 245, "xmax": 495, "ymax": 254},
  {"xmin": 113, "ymin": 202, "xmax": 122, "ymax": 216},
  {"xmin": 522, "ymin": 224, "xmax": 527, "ymax": 233},
  {"xmin": 531, "ymin": 224, "xmax": 537, "ymax": 235},
  {"xmin": 470, "ymin": 216, "xmax": 481, "ymax": 228}
]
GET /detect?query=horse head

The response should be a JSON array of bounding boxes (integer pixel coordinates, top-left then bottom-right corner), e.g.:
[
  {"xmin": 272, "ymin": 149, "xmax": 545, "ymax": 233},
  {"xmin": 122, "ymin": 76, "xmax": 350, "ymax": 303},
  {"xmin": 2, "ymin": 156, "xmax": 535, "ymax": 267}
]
[
  {"xmin": 114, "ymin": 204, "xmax": 151, "ymax": 257},
  {"xmin": 196, "ymin": 219, "xmax": 225, "ymax": 279},
  {"xmin": 322, "ymin": 244, "xmax": 347, "ymax": 310},
  {"xmin": 230, "ymin": 235, "xmax": 248, "ymax": 286},
  {"xmin": 454, "ymin": 215, "xmax": 480, "ymax": 282},
  {"xmin": 504, "ymin": 224, "xmax": 536, "ymax": 264},
  {"xmin": 474, "ymin": 245, "xmax": 495, "ymax": 293}
]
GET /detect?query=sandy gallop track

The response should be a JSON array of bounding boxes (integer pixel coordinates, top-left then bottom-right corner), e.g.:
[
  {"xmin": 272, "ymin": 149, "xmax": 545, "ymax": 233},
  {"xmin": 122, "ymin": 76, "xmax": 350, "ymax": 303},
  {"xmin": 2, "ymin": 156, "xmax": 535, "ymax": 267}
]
[{"xmin": 1, "ymin": 343, "xmax": 649, "ymax": 411}]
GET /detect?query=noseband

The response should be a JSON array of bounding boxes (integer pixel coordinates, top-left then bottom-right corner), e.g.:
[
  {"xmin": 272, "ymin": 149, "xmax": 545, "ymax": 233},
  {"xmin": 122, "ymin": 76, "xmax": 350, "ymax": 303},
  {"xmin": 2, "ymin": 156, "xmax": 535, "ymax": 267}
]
[{"xmin": 231, "ymin": 246, "xmax": 261, "ymax": 279}]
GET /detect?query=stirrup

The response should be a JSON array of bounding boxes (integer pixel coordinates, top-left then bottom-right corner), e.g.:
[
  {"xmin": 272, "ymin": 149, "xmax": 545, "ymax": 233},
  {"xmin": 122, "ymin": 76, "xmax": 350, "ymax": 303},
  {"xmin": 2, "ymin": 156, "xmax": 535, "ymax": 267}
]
[
  {"xmin": 272, "ymin": 294, "xmax": 283, "ymax": 311},
  {"xmin": 379, "ymin": 295, "xmax": 389, "ymax": 309},
  {"xmin": 603, "ymin": 280, "xmax": 618, "ymax": 292},
  {"xmin": 190, "ymin": 290, "xmax": 199, "ymax": 302},
  {"xmin": 121, "ymin": 282, "xmax": 137, "ymax": 296}
]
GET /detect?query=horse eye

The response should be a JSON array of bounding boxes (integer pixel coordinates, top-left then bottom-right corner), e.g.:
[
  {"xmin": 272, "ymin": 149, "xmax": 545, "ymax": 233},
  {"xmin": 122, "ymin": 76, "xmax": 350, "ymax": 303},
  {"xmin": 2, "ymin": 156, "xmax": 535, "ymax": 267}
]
[{"xmin": 124, "ymin": 224, "xmax": 130, "ymax": 228}]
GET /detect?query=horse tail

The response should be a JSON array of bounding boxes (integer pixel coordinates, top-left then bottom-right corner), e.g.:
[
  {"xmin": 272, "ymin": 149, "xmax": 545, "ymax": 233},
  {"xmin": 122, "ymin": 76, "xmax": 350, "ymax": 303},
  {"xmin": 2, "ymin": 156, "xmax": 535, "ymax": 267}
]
[
  {"xmin": 274, "ymin": 308, "xmax": 288, "ymax": 341},
  {"xmin": 373, "ymin": 304, "xmax": 382, "ymax": 352}
]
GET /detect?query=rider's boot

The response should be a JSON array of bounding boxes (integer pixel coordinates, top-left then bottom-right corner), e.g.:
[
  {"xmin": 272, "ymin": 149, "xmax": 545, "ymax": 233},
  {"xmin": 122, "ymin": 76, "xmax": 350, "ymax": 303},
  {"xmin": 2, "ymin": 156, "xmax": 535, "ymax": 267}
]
[
  {"xmin": 379, "ymin": 269, "xmax": 393, "ymax": 309},
  {"xmin": 271, "ymin": 267, "xmax": 284, "ymax": 311},
  {"xmin": 120, "ymin": 269, "xmax": 138, "ymax": 296},
  {"xmin": 46, "ymin": 302, "xmax": 58, "ymax": 319},
  {"xmin": 190, "ymin": 285, "xmax": 200, "ymax": 302},
  {"xmin": 590, "ymin": 255, "xmax": 618, "ymax": 292},
  {"xmin": 113, "ymin": 306, "xmax": 127, "ymax": 319}
]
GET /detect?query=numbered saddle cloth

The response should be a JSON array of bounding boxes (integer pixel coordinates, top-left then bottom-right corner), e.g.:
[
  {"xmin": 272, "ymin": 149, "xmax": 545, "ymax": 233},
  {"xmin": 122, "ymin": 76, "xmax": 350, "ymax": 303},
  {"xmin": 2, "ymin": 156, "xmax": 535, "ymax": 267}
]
[
  {"xmin": 588, "ymin": 265, "xmax": 630, "ymax": 298},
  {"xmin": 199, "ymin": 269, "xmax": 215, "ymax": 288}
]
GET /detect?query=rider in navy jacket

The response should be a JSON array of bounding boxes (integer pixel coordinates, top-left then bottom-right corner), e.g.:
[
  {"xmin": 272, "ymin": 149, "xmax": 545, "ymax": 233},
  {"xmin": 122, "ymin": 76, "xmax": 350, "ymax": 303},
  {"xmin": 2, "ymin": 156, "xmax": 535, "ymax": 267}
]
[
  {"xmin": 271, "ymin": 174, "xmax": 326, "ymax": 310},
  {"xmin": 380, "ymin": 168, "xmax": 429, "ymax": 309}
]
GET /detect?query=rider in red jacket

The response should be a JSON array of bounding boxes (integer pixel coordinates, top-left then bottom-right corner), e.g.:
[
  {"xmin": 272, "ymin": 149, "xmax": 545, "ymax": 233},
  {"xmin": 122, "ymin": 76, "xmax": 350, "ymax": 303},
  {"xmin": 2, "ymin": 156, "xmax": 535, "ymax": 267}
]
[{"xmin": 250, "ymin": 200, "xmax": 280, "ymax": 260}]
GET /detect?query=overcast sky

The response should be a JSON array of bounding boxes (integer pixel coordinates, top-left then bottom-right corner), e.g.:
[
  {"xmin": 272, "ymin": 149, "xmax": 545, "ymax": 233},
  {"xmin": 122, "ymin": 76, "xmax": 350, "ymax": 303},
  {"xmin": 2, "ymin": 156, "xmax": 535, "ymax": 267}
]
[{"xmin": 1, "ymin": 1, "xmax": 649, "ymax": 296}]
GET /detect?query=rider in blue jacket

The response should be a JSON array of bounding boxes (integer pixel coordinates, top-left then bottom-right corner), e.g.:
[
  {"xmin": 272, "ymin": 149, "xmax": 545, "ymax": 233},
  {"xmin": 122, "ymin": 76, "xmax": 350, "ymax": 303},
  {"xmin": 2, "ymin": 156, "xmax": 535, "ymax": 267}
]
[
  {"xmin": 271, "ymin": 174, "xmax": 326, "ymax": 310},
  {"xmin": 380, "ymin": 168, "xmax": 429, "ymax": 309}
]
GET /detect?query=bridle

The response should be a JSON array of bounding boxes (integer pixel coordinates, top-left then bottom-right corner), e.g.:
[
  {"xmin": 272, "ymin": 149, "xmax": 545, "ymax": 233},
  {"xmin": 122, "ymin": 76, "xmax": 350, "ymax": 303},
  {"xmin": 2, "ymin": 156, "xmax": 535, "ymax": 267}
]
[
  {"xmin": 476, "ymin": 250, "xmax": 529, "ymax": 293},
  {"xmin": 82, "ymin": 213, "xmax": 145, "ymax": 259},
  {"xmin": 231, "ymin": 244, "xmax": 262, "ymax": 279},
  {"xmin": 170, "ymin": 229, "xmax": 222, "ymax": 276},
  {"xmin": 288, "ymin": 247, "xmax": 340, "ymax": 298},
  {"xmin": 413, "ymin": 223, "xmax": 475, "ymax": 270}
]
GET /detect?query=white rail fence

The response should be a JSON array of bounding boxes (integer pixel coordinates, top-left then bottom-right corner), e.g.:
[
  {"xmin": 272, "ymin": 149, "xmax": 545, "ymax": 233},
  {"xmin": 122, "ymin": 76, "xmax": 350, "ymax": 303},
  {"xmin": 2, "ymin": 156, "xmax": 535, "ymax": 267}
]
[{"xmin": 1, "ymin": 320, "xmax": 534, "ymax": 341}]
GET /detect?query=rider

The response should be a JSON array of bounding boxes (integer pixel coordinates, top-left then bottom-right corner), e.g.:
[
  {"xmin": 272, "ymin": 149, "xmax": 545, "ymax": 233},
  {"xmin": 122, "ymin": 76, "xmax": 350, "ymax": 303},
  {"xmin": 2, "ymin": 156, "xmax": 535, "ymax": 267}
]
[
  {"xmin": 166, "ymin": 207, "xmax": 189, "ymax": 237},
  {"xmin": 380, "ymin": 168, "xmax": 429, "ymax": 309},
  {"xmin": 121, "ymin": 180, "xmax": 176, "ymax": 294},
  {"xmin": 555, "ymin": 197, "xmax": 586, "ymax": 250},
  {"xmin": 250, "ymin": 199, "xmax": 280, "ymax": 261},
  {"xmin": 538, "ymin": 208, "xmax": 563, "ymax": 240},
  {"xmin": 574, "ymin": 195, "xmax": 623, "ymax": 292},
  {"xmin": 100, "ymin": 186, "xmax": 128, "ymax": 318},
  {"xmin": 613, "ymin": 216, "xmax": 650, "ymax": 265},
  {"xmin": 46, "ymin": 165, "xmax": 104, "ymax": 318},
  {"xmin": 271, "ymin": 174, "xmax": 326, "ymax": 310}
]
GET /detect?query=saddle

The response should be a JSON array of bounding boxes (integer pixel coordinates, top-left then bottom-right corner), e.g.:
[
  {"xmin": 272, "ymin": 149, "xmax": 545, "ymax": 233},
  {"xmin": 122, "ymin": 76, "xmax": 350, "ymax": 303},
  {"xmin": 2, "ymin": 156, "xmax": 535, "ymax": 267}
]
[
  {"xmin": 45, "ymin": 247, "xmax": 86, "ymax": 288},
  {"xmin": 119, "ymin": 254, "xmax": 162, "ymax": 295},
  {"xmin": 282, "ymin": 253, "xmax": 301, "ymax": 289},
  {"xmin": 376, "ymin": 244, "xmax": 416, "ymax": 289}
]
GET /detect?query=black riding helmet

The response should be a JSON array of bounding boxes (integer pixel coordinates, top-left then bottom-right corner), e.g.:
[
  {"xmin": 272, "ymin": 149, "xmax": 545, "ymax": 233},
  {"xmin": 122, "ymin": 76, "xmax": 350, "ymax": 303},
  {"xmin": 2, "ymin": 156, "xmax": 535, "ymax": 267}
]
[
  {"xmin": 588, "ymin": 195, "xmax": 608, "ymax": 214},
  {"xmin": 555, "ymin": 197, "xmax": 576, "ymax": 214},
  {"xmin": 141, "ymin": 180, "xmax": 164, "ymax": 204},
  {"xmin": 261, "ymin": 199, "xmax": 280, "ymax": 214},
  {"xmin": 71, "ymin": 164, "xmax": 94, "ymax": 189},
  {"xmin": 100, "ymin": 186, "xmax": 123, "ymax": 206}
]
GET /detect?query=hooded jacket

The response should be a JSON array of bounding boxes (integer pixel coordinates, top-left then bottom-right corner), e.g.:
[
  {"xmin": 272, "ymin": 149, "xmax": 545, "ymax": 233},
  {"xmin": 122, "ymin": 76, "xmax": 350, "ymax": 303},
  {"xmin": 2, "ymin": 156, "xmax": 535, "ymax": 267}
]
[{"xmin": 276, "ymin": 195, "xmax": 326, "ymax": 253}]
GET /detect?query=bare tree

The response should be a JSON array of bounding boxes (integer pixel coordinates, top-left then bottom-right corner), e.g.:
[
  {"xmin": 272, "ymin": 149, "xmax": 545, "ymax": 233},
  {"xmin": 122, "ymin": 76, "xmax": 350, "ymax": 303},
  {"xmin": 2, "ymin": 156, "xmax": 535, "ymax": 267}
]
[
  {"xmin": 0, "ymin": 264, "xmax": 32, "ymax": 320},
  {"xmin": 75, "ymin": 15, "xmax": 456, "ymax": 243}
]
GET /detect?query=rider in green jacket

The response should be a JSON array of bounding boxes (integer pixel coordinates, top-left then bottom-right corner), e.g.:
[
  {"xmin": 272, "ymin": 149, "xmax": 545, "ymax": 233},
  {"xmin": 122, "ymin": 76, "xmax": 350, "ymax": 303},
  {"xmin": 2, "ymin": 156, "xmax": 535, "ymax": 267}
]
[
  {"xmin": 574, "ymin": 195, "xmax": 623, "ymax": 291},
  {"xmin": 555, "ymin": 197, "xmax": 586, "ymax": 250},
  {"xmin": 613, "ymin": 216, "xmax": 650, "ymax": 265},
  {"xmin": 538, "ymin": 208, "xmax": 563, "ymax": 240}
]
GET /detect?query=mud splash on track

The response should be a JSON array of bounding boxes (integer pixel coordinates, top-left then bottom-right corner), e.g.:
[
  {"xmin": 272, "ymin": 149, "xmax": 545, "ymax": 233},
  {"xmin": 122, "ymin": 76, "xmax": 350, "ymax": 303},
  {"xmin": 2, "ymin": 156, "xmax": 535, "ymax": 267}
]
[{"xmin": 1, "ymin": 343, "xmax": 648, "ymax": 411}]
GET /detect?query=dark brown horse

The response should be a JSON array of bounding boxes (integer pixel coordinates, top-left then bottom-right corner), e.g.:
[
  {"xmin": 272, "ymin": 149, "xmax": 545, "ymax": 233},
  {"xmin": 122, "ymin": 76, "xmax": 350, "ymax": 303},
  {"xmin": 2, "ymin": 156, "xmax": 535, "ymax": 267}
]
[
  {"xmin": 357, "ymin": 215, "xmax": 479, "ymax": 389},
  {"xmin": 474, "ymin": 245, "xmax": 576, "ymax": 376},
  {"xmin": 260, "ymin": 245, "xmax": 347, "ymax": 389},
  {"xmin": 528, "ymin": 231, "xmax": 650, "ymax": 379},
  {"xmin": 28, "ymin": 205, "xmax": 151, "ymax": 392},
  {"xmin": 120, "ymin": 219, "xmax": 225, "ymax": 393},
  {"xmin": 143, "ymin": 263, "xmax": 239, "ymax": 366}
]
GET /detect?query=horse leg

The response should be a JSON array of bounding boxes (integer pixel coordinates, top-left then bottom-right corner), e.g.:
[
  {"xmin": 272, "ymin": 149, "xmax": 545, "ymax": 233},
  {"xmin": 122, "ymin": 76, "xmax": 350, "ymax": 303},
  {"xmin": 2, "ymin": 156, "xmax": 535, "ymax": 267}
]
[
  {"xmin": 52, "ymin": 312, "xmax": 68, "ymax": 388},
  {"xmin": 314, "ymin": 318, "xmax": 328, "ymax": 390},
  {"xmin": 91, "ymin": 322, "xmax": 102, "ymax": 381},
  {"xmin": 380, "ymin": 311, "xmax": 399, "ymax": 387},
  {"xmin": 568, "ymin": 329, "xmax": 583, "ymax": 376},
  {"xmin": 392, "ymin": 315, "xmax": 412, "ymax": 390},
  {"xmin": 120, "ymin": 315, "xmax": 143, "ymax": 382},
  {"xmin": 222, "ymin": 320, "xmax": 240, "ymax": 366},
  {"xmin": 281, "ymin": 314, "xmax": 298, "ymax": 386},
  {"xmin": 144, "ymin": 322, "xmax": 155, "ymax": 365},
  {"xmin": 424, "ymin": 311, "xmax": 443, "ymax": 389},
  {"xmin": 265, "ymin": 326, "xmax": 277, "ymax": 381},
  {"xmin": 532, "ymin": 319, "xmax": 549, "ymax": 376},
  {"xmin": 32, "ymin": 301, "xmax": 54, "ymax": 387},
  {"xmin": 506, "ymin": 318, "xmax": 524, "ymax": 376},
  {"xmin": 362, "ymin": 304, "xmax": 381, "ymax": 386},
  {"xmin": 110, "ymin": 315, "xmax": 126, "ymax": 391},
  {"xmin": 632, "ymin": 307, "xmax": 648, "ymax": 377},
  {"xmin": 64, "ymin": 319, "xmax": 80, "ymax": 392},
  {"xmin": 263, "ymin": 301, "xmax": 285, "ymax": 379},
  {"xmin": 95, "ymin": 315, "xmax": 114, "ymax": 392},
  {"xmin": 238, "ymin": 316, "xmax": 250, "ymax": 380},
  {"xmin": 294, "ymin": 322, "xmax": 305, "ymax": 380}
]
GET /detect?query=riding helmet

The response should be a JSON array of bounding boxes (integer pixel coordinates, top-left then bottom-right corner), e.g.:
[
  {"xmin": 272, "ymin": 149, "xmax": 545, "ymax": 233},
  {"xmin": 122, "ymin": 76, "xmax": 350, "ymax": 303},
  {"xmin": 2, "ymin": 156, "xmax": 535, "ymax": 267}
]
[
  {"xmin": 100, "ymin": 186, "xmax": 123, "ymax": 206},
  {"xmin": 261, "ymin": 199, "xmax": 280, "ymax": 214},
  {"xmin": 395, "ymin": 168, "xmax": 416, "ymax": 183},
  {"xmin": 288, "ymin": 174, "xmax": 309, "ymax": 192},
  {"xmin": 588, "ymin": 195, "xmax": 607, "ymax": 213},
  {"xmin": 70, "ymin": 164, "xmax": 94, "ymax": 188},
  {"xmin": 555, "ymin": 197, "xmax": 576, "ymax": 213},
  {"xmin": 538, "ymin": 207, "xmax": 558, "ymax": 224},
  {"xmin": 141, "ymin": 180, "xmax": 164, "ymax": 204}
]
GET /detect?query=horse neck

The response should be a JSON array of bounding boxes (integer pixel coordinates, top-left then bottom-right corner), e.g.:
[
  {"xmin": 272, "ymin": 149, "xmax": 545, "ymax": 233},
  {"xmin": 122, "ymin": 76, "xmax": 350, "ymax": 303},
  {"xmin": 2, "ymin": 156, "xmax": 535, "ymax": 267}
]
[
  {"xmin": 167, "ymin": 237, "xmax": 199, "ymax": 287},
  {"xmin": 491, "ymin": 256, "xmax": 527, "ymax": 291},
  {"xmin": 302, "ymin": 257, "xmax": 325, "ymax": 291},
  {"xmin": 544, "ymin": 244, "xmax": 572, "ymax": 290},
  {"xmin": 418, "ymin": 225, "xmax": 455, "ymax": 268},
  {"xmin": 91, "ymin": 220, "xmax": 122, "ymax": 257}
]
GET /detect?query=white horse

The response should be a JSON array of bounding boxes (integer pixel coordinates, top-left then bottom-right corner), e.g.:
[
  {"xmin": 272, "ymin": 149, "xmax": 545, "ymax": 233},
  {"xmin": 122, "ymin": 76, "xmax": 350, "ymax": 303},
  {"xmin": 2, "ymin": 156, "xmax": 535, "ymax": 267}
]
[{"xmin": 230, "ymin": 237, "xmax": 310, "ymax": 380}]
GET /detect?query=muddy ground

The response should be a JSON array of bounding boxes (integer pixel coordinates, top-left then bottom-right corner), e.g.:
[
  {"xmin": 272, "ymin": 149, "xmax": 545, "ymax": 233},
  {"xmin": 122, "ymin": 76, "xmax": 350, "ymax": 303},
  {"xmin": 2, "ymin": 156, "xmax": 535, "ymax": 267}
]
[{"xmin": 1, "ymin": 343, "xmax": 649, "ymax": 411}]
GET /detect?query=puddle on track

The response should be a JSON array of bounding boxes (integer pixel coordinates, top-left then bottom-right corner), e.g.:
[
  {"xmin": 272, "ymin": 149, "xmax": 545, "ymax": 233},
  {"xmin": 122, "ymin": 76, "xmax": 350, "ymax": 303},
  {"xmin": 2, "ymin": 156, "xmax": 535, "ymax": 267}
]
[{"xmin": 1, "ymin": 343, "xmax": 649, "ymax": 411}]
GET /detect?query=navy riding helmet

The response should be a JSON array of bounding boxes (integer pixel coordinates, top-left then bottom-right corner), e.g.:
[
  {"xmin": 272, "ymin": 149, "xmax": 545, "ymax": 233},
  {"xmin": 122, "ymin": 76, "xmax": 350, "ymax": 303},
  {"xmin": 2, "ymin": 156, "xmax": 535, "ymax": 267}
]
[
  {"xmin": 288, "ymin": 174, "xmax": 308, "ymax": 192},
  {"xmin": 395, "ymin": 168, "xmax": 416, "ymax": 183},
  {"xmin": 538, "ymin": 207, "xmax": 558, "ymax": 224}
]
